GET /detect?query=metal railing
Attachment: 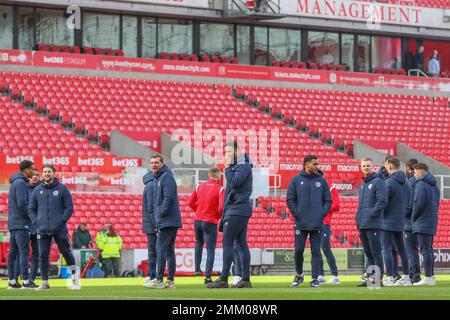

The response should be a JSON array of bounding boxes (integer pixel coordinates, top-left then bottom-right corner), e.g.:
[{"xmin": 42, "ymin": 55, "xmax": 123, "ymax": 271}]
[
  {"xmin": 436, "ymin": 175, "xmax": 450, "ymax": 200},
  {"xmin": 408, "ymin": 69, "xmax": 429, "ymax": 77},
  {"xmin": 269, "ymin": 173, "xmax": 281, "ymax": 197}
]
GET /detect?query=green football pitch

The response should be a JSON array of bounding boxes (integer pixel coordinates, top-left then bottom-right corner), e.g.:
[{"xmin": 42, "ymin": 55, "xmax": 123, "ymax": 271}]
[{"xmin": 1, "ymin": 275, "xmax": 450, "ymax": 300}]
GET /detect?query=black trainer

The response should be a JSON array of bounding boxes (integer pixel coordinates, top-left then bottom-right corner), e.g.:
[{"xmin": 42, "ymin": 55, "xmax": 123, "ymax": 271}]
[
  {"xmin": 194, "ymin": 270, "xmax": 203, "ymax": 276},
  {"xmin": 357, "ymin": 278, "xmax": 368, "ymax": 287},
  {"xmin": 22, "ymin": 280, "xmax": 38, "ymax": 289},
  {"xmin": 204, "ymin": 278, "xmax": 213, "ymax": 285},
  {"xmin": 393, "ymin": 274, "xmax": 402, "ymax": 282},
  {"xmin": 310, "ymin": 279, "xmax": 321, "ymax": 288},
  {"xmin": 206, "ymin": 279, "xmax": 229, "ymax": 289},
  {"xmin": 291, "ymin": 274, "xmax": 304, "ymax": 288},
  {"xmin": 7, "ymin": 281, "xmax": 22, "ymax": 289},
  {"xmin": 235, "ymin": 280, "xmax": 252, "ymax": 288}
]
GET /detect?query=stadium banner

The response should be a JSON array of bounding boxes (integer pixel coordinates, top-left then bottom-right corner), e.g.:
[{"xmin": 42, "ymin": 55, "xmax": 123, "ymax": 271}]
[
  {"xmin": 3, "ymin": 50, "xmax": 450, "ymax": 92},
  {"xmin": 347, "ymin": 248, "xmax": 366, "ymax": 270},
  {"xmin": 0, "ymin": 154, "xmax": 142, "ymax": 176},
  {"xmin": 281, "ymin": 0, "xmax": 445, "ymax": 29},
  {"xmin": 134, "ymin": 248, "xmax": 223, "ymax": 272},
  {"xmin": 361, "ymin": 140, "xmax": 397, "ymax": 156},
  {"xmin": 427, "ymin": 249, "xmax": 450, "ymax": 268},
  {"xmin": 271, "ymin": 248, "xmax": 348, "ymax": 271},
  {"xmin": 271, "ymin": 163, "xmax": 383, "ymax": 195},
  {"xmin": 217, "ymin": 64, "xmax": 272, "ymax": 80},
  {"xmin": 98, "ymin": 56, "xmax": 158, "ymax": 73},
  {"xmin": 120, "ymin": 130, "xmax": 162, "ymax": 152},
  {"xmin": 157, "ymin": 59, "xmax": 218, "ymax": 77},
  {"xmin": 271, "ymin": 67, "xmax": 327, "ymax": 83},
  {"xmin": 33, "ymin": 51, "xmax": 97, "ymax": 70},
  {"xmin": 0, "ymin": 49, "xmax": 33, "ymax": 66}
]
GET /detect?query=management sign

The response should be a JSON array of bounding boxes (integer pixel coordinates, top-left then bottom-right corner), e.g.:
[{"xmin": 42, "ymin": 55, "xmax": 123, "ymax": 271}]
[{"xmin": 282, "ymin": 0, "xmax": 448, "ymax": 29}]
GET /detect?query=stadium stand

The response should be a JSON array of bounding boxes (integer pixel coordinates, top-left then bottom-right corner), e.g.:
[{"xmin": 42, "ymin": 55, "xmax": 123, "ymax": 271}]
[
  {"xmin": 1, "ymin": 71, "xmax": 352, "ymax": 164},
  {"xmin": 234, "ymin": 85, "xmax": 450, "ymax": 167},
  {"xmin": 1, "ymin": 192, "xmax": 449, "ymax": 252}
]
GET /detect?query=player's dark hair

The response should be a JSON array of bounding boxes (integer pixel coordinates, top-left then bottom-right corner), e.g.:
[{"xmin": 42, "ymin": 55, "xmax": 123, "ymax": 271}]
[
  {"xmin": 406, "ymin": 159, "xmax": 418, "ymax": 171},
  {"xmin": 42, "ymin": 164, "xmax": 56, "ymax": 173},
  {"xmin": 414, "ymin": 163, "xmax": 428, "ymax": 171},
  {"xmin": 151, "ymin": 155, "xmax": 164, "ymax": 163},
  {"xmin": 303, "ymin": 155, "xmax": 318, "ymax": 166},
  {"xmin": 386, "ymin": 156, "xmax": 401, "ymax": 169},
  {"xmin": 19, "ymin": 160, "xmax": 34, "ymax": 172}
]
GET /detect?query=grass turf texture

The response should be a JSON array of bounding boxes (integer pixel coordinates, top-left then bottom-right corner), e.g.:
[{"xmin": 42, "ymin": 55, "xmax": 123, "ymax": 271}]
[{"xmin": 1, "ymin": 275, "xmax": 450, "ymax": 300}]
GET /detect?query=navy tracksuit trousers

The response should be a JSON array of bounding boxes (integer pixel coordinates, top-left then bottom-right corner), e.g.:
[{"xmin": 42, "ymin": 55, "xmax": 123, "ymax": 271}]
[
  {"xmin": 232, "ymin": 240, "xmax": 242, "ymax": 277},
  {"xmin": 359, "ymin": 229, "xmax": 384, "ymax": 276},
  {"xmin": 194, "ymin": 220, "xmax": 218, "ymax": 279},
  {"xmin": 147, "ymin": 233, "xmax": 158, "ymax": 279},
  {"xmin": 295, "ymin": 229, "xmax": 322, "ymax": 280},
  {"xmin": 8, "ymin": 230, "xmax": 30, "ymax": 281},
  {"xmin": 14, "ymin": 233, "xmax": 39, "ymax": 281},
  {"xmin": 404, "ymin": 231, "xmax": 421, "ymax": 281},
  {"xmin": 416, "ymin": 233, "xmax": 435, "ymax": 277},
  {"xmin": 221, "ymin": 216, "xmax": 250, "ymax": 281},
  {"xmin": 38, "ymin": 231, "xmax": 76, "ymax": 281},
  {"xmin": 382, "ymin": 231, "xmax": 409, "ymax": 277},
  {"xmin": 319, "ymin": 224, "xmax": 338, "ymax": 277},
  {"xmin": 156, "ymin": 227, "xmax": 177, "ymax": 281}
]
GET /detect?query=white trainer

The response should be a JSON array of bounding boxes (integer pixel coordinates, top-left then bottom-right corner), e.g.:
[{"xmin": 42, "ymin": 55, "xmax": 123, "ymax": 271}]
[
  {"xmin": 144, "ymin": 277, "xmax": 151, "ymax": 287},
  {"xmin": 71, "ymin": 273, "xmax": 81, "ymax": 290},
  {"xmin": 317, "ymin": 275, "xmax": 326, "ymax": 284},
  {"xmin": 395, "ymin": 275, "xmax": 412, "ymax": 286},
  {"xmin": 383, "ymin": 276, "xmax": 396, "ymax": 287},
  {"xmin": 413, "ymin": 276, "xmax": 436, "ymax": 286},
  {"xmin": 229, "ymin": 276, "xmax": 242, "ymax": 287},
  {"xmin": 327, "ymin": 276, "xmax": 340, "ymax": 284},
  {"xmin": 35, "ymin": 282, "xmax": 51, "ymax": 291}
]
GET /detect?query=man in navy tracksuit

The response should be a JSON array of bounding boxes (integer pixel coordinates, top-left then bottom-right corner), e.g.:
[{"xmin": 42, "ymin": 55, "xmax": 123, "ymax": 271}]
[
  {"xmin": 286, "ymin": 155, "xmax": 331, "ymax": 288},
  {"xmin": 207, "ymin": 142, "xmax": 253, "ymax": 289},
  {"xmin": 381, "ymin": 156, "xmax": 411, "ymax": 286},
  {"xmin": 412, "ymin": 163, "xmax": 440, "ymax": 286},
  {"xmin": 142, "ymin": 172, "xmax": 160, "ymax": 287},
  {"xmin": 356, "ymin": 157, "xmax": 386, "ymax": 287},
  {"xmin": 7, "ymin": 160, "xmax": 35, "ymax": 289},
  {"xmin": 147, "ymin": 155, "xmax": 182, "ymax": 289},
  {"xmin": 14, "ymin": 168, "xmax": 41, "ymax": 287},
  {"xmin": 378, "ymin": 164, "xmax": 400, "ymax": 281},
  {"xmin": 404, "ymin": 159, "xmax": 421, "ymax": 283},
  {"xmin": 29, "ymin": 164, "xmax": 79, "ymax": 291}
]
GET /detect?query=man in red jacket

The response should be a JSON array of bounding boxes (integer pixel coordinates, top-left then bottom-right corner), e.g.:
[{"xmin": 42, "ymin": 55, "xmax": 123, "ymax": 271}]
[
  {"xmin": 188, "ymin": 167, "xmax": 225, "ymax": 285},
  {"xmin": 318, "ymin": 180, "xmax": 340, "ymax": 284}
]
